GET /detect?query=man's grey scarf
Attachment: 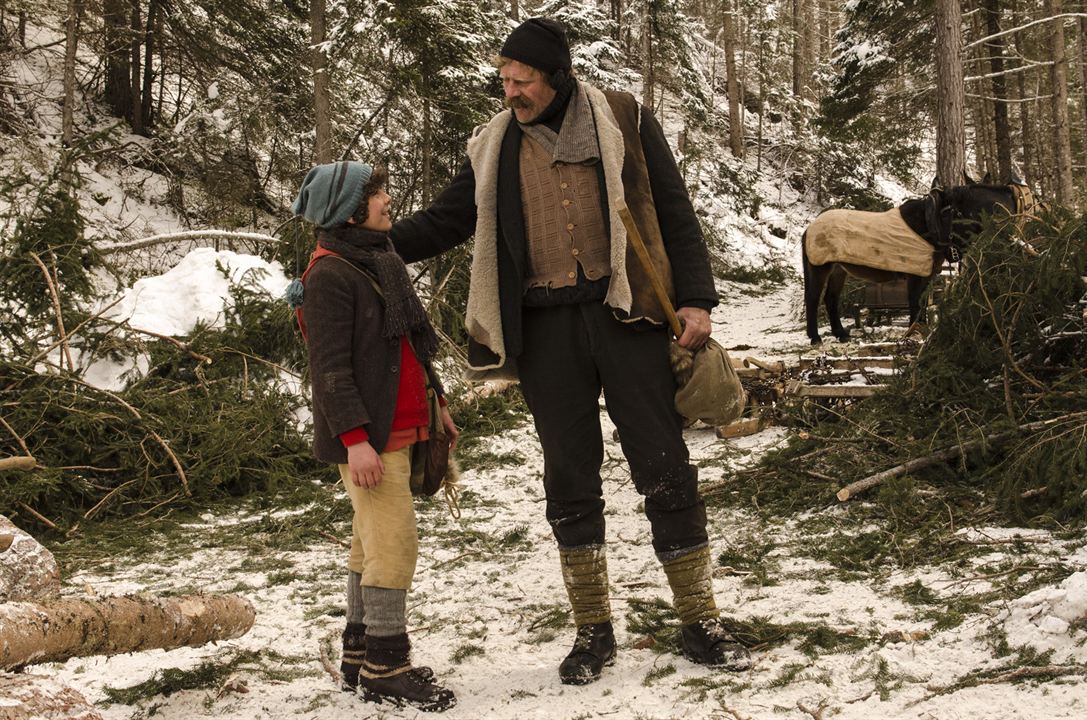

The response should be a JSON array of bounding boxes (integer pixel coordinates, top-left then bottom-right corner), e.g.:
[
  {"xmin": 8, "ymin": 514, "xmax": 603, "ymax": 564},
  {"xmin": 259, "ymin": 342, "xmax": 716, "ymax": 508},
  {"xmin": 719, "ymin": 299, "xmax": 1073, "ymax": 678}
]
[
  {"xmin": 519, "ymin": 81, "xmax": 600, "ymax": 165},
  {"xmin": 316, "ymin": 226, "xmax": 439, "ymax": 361}
]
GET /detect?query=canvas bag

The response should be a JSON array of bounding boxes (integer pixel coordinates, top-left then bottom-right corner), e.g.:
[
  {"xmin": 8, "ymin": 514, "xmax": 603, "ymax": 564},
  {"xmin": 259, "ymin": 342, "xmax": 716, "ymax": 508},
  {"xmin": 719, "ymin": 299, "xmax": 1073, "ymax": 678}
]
[
  {"xmin": 617, "ymin": 207, "xmax": 746, "ymax": 427},
  {"xmin": 671, "ymin": 338, "xmax": 746, "ymax": 426}
]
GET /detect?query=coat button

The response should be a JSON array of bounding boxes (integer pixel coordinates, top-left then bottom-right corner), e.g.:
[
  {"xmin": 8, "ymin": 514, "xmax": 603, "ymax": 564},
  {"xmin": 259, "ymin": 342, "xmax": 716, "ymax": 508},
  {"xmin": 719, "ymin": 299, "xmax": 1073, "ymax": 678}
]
[{"xmin": 391, "ymin": 365, "xmax": 399, "ymax": 373}]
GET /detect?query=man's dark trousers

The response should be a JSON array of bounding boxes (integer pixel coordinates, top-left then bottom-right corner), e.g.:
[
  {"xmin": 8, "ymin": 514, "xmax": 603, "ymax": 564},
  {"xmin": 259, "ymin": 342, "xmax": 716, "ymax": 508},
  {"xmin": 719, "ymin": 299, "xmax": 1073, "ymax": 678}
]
[{"xmin": 517, "ymin": 301, "xmax": 708, "ymax": 554}]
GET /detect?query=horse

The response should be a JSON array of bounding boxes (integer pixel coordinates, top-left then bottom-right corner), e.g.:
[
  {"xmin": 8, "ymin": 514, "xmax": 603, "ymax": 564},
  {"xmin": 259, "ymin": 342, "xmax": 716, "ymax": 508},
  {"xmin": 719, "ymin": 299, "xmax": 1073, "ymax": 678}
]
[{"xmin": 801, "ymin": 182, "xmax": 1032, "ymax": 345}]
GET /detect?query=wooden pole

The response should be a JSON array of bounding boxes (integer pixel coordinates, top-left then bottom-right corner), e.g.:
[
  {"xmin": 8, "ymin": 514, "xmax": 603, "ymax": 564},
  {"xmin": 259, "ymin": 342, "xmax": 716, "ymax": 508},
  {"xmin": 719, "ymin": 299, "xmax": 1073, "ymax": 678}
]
[{"xmin": 616, "ymin": 205, "xmax": 683, "ymax": 338}]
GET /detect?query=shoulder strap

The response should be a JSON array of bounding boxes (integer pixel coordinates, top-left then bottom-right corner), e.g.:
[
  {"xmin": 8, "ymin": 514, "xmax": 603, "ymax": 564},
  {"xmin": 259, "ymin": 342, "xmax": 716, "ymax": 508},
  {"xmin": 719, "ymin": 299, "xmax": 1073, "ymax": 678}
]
[
  {"xmin": 325, "ymin": 254, "xmax": 383, "ymax": 300},
  {"xmin": 295, "ymin": 247, "xmax": 383, "ymax": 342}
]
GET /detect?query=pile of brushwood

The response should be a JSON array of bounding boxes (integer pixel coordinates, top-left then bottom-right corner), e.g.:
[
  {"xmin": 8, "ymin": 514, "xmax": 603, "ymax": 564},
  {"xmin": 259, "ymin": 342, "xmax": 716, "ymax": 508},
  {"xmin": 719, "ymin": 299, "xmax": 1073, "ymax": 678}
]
[
  {"xmin": 0, "ymin": 160, "xmax": 334, "ymax": 535},
  {"xmin": 745, "ymin": 209, "xmax": 1086, "ymax": 543},
  {"xmin": 0, "ymin": 277, "xmax": 321, "ymax": 534}
]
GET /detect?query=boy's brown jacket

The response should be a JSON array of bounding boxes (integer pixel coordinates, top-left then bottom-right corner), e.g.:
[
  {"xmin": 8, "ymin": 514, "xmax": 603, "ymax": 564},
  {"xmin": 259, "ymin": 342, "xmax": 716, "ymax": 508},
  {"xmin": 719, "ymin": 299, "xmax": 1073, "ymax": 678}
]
[{"xmin": 303, "ymin": 255, "xmax": 443, "ymax": 464}]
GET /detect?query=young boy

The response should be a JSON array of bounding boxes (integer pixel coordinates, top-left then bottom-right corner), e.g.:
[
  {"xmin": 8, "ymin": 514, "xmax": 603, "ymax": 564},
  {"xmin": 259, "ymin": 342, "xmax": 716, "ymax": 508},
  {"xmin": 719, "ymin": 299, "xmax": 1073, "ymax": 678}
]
[{"xmin": 292, "ymin": 160, "xmax": 458, "ymax": 712}]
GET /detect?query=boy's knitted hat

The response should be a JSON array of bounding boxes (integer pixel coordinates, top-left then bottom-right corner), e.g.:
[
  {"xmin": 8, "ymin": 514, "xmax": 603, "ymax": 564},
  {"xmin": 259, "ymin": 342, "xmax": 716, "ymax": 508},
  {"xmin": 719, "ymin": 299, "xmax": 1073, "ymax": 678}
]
[
  {"xmin": 291, "ymin": 161, "xmax": 373, "ymax": 228},
  {"xmin": 499, "ymin": 17, "xmax": 571, "ymax": 76}
]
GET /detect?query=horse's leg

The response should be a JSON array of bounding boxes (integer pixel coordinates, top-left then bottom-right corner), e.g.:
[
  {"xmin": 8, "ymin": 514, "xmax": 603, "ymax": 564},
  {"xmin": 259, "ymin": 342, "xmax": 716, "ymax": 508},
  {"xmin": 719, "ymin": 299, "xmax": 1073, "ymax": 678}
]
[
  {"xmin": 824, "ymin": 265, "xmax": 851, "ymax": 341},
  {"xmin": 803, "ymin": 236, "xmax": 827, "ymax": 344},
  {"xmin": 907, "ymin": 275, "xmax": 932, "ymax": 324}
]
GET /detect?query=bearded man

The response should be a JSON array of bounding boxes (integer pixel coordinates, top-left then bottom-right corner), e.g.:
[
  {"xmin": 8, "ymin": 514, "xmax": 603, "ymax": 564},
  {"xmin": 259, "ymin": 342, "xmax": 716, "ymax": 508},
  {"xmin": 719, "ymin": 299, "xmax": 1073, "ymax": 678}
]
[{"xmin": 391, "ymin": 17, "xmax": 751, "ymax": 685}]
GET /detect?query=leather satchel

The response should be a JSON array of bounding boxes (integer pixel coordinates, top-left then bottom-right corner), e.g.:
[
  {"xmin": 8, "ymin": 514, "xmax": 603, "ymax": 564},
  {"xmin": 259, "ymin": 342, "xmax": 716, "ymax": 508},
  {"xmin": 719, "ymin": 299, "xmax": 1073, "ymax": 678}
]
[{"xmin": 410, "ymin": 387, "xmax": 451, "ymax": 497}]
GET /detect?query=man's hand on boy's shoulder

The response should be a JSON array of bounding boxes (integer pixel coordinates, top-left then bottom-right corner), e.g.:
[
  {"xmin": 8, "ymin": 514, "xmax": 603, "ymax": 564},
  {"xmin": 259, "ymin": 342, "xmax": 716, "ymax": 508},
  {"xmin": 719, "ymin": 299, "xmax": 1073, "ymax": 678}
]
[{"xmin": 347, "ymin": 441, "xmax": 384, "ymax": 488}]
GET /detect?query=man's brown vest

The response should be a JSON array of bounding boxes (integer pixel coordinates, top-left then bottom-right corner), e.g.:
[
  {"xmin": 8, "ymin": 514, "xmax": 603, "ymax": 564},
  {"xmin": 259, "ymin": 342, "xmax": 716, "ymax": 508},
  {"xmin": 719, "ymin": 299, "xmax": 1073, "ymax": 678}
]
[{"xmin": 519, "ymin": 134, "xmax": 611, "ymax": 290}]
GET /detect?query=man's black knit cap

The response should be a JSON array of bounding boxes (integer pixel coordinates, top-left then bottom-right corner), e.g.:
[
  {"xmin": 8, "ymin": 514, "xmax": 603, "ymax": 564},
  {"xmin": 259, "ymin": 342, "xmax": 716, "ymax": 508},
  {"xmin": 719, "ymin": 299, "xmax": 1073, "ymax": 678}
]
[{"xmin": 499, "ymin": 17, "xmax": 571, "ymax": 75}]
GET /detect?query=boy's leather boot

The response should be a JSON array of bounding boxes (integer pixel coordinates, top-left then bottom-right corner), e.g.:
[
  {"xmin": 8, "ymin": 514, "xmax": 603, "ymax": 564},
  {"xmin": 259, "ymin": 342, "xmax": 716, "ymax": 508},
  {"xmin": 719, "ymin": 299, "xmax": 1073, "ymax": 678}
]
[{"xmin": 558, "ymin": 545, "xmax": 615, "ymax": 684}]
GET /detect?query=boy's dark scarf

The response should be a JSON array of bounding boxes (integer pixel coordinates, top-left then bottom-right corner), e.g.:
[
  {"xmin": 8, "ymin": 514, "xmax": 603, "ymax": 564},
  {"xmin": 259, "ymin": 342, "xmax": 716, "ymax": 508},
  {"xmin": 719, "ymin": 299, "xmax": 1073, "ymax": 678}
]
[{"xmin": 316, "ymin": 226, "xmax": 439, "ymax": 362}]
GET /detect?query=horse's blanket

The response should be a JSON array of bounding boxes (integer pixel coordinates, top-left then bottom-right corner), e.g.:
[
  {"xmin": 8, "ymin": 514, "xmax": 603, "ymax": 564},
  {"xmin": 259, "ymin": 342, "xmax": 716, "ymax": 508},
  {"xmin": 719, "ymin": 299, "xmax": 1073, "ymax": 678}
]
[{"xmin": 805, "ymin": 208, "xmax": 935, "ymax": 277}]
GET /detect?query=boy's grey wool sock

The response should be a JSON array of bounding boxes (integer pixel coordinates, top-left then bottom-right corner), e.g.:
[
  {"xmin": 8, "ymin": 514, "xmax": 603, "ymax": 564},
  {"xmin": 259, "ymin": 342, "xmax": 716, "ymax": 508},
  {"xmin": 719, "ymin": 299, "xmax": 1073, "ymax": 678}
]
[
  {"xmin": 346, "ymin": 571, "xmax": 365, "ymax": 624},
  {"xmin": 361, "ymin": 586, "xmax": 407, "ymax": 637}
]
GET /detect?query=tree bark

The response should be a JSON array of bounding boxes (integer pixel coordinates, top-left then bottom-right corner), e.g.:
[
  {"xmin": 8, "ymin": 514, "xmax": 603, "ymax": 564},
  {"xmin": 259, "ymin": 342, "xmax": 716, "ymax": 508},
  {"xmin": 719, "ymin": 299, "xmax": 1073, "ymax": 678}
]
[
  {"xmin": 643, "ymin": 3, "xmax": 655, "ymax": 110},
  {"xmin": 0, "ymin": 515, "xmax": 60, "ymax": 603},
  {"xmin": 1012, "ymin": 0, "xmax": 1036, "ymax": 187},
  {"xmin": 723, "ymin": 0, "xmax": 743, "ymax": 157},
  {"xmin": 935, "ymin": 0, "xmax": 967, "ymax": 186},
  {"xmin": 984, "ymin": 0, "xmax": 1014, "ymax": 182},
  {"xmin": 129, "ymin": 0, "xmax": 142, "ymax": 134},
  {"xmin": 310, "ymin": 0, "xmax": 332, "ymax": 163},
  {"xmin": 1079, "ymin": 6, "xmax": 1087, "ymax": 139},
  {"xmin": 61, "ymin": 0, "xmax": 81, "ymax": 147},
  {"xmin": 0, "ymin": 673, "xmax": 102, "ymax": 720},
  {"xmin": 791, "ymin": 0, "xmax": 801, "ymax": 97},
  {"xmin": 102, "ymin": 0, "xmax": 132, "ymax": 122},
  {"xmin": 141, "ymin": 0, "xmax": 160, "ymax": 129},
  {"xmin": 1046, "ymin": 0, "xmax": 1076, "ymax": 206},
  {"xmin": 0, "ymin": 594, "xmax": 255, "ymax": 671}
]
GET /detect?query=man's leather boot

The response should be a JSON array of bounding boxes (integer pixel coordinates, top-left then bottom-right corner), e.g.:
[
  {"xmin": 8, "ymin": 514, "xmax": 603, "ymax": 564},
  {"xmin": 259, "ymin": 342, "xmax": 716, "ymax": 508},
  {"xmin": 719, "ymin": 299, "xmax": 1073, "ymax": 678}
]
[
  {"xmin": 558, "ymin": 545, "xmax": 614, "ymax": 684},
  {"xmin": 660, "ymin": 545, "xmax": 752, "ymax": 670},
  {"xmin": 357, "ymin": 633, "xmax": 455, "ymax": 712},
  {"xmin": 559, "ymin": 621, "xmax": 616, "ymax": 685},
  {"xmin": 679, "ymin": 618, "xmax": 753, "ymax": 670}
]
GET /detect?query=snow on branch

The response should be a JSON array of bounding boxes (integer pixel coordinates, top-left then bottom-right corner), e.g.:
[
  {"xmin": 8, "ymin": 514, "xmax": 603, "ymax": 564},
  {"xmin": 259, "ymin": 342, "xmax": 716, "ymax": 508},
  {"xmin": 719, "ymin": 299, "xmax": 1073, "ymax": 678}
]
[
  {"xmin": 97, "ymin": 230, "xmax": 282, "ymax": 256},
  {"xmin": 963, "ymin": 13, "xmax": 1087, "ymax": 51}
]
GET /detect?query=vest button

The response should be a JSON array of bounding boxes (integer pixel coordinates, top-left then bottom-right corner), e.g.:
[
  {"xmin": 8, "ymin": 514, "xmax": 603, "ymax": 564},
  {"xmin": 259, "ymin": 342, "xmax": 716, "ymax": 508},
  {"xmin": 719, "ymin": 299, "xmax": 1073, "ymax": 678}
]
[
  {"xmin": 572, "ymin": 248, "xmax": 580, "ymax": 256},
  {"xmin": 391, "ymin": 365, "xmax": 399, "ymax": 373},
  {"xmin": 560, "ymin": 182, "xmax": 569, "ymax": 189},
  {"xmin": 567, "ymin": 271, "xmax": 576, "ymax": 279},
  {"xmin": 566, "ymin": 223, "xmax": 575, "ymax": 231},
  {"xmin": 562, "ymin": 199, "xmax": 572, "ymax": 207}
]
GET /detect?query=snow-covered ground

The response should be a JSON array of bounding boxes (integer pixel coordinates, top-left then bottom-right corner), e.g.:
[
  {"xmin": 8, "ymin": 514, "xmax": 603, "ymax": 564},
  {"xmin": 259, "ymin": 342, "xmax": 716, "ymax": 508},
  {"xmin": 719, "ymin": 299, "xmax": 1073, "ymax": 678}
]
[{"xmin": 16, "ymin": 251, "xmax": 1083, "ymax": 720}]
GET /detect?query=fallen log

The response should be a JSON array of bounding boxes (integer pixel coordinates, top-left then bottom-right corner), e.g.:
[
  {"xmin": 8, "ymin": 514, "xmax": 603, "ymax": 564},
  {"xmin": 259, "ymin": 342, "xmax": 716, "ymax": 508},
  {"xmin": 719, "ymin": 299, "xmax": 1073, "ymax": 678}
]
[
  {"xmin": 0, "ymin": 515, "xmax": 60, "ymax": 602},
  {"xmin": 0, "ymin": 593, "xmax": 255, "ymax": 671},
  {"xmin": 0, "ymin": 672, "xmax": 102, "ymax": 720}
]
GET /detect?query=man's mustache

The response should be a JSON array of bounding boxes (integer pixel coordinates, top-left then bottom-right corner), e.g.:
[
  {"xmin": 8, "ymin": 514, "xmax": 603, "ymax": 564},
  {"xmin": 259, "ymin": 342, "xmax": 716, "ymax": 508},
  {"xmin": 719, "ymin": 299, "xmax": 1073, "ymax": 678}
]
[{"xmin": 506, "ymin": 96, "xmax": 532, "ymax": 109}]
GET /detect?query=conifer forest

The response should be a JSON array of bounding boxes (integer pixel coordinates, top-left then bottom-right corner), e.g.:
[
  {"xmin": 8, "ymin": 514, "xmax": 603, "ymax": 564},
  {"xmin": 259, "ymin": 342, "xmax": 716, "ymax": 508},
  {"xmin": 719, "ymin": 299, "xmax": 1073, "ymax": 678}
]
[{"xmin": 2, "ymin": 1, "xmax": 1087, "ymax": 718}]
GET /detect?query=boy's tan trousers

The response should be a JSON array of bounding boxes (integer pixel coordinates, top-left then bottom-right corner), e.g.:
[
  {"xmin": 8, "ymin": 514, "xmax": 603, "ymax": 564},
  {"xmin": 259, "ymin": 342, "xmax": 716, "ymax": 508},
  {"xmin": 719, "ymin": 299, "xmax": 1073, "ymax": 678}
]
[{"xmin": 339, "ymin": 446, "xmax": 418, "ymax": 590}]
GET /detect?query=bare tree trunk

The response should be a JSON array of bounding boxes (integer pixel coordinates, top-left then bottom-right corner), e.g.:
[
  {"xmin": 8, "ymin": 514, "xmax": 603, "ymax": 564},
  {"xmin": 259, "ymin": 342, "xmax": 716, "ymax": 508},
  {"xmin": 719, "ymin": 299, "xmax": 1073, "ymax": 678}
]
[
  {"xmin": 802, "ymin": 0, "xmax": 817, "ymax": 101},
  {"xmin": 723, "ymin": 0, "xmax": 743, "ymax": 157},
  {"xmin": 1079, "ymin": 6, "xmax": 1087, "ymax": 138},
  {"xmin": 422, "ymin": 79, "xmax": 432, "ymax": 204},
  {"xmin": 61, "ymin": 0, "xmax": 81, "ymax": 147},
  {"xmin": 0, "ymin": 594, "xmax": 255, "ymax": 671},
  {"xmin": 102, "ymin": 0, "xmax": 132, "ymax": 122},
  {"xmin": 510, "ymin": 0, "xmax": 519, "ymax": 20},
  {"xmin": 791, "ymin": 0, "xmax": 801, "ymax": 97},
  {"xmin": 935, "ymin": 0, "xmax": 967, "ymax": 186},
  {"xmin": 1047, "ymin": 0, "xmax": 1076, "ymax": 205},
  {"xmin": 129, "ymin": 0, "xmax": 143, "ymax": 134},
  {"xmin": 984, "ymin": 0, "xmax": 1014, "ymax": 181},
  {"xmin": 310, "ymin": 0, "xmax": 332, "ymax": 163},
  {"xmin": 1012, "ymin": 0, "xmax": 1036, "ymax": 186},
  {"xmin": 643, "ymin": 3, "xmax": 655, "ymax": 110},
  {"xmin": 141, "ymin": 0, "xmax": 160, "ymax": 129}
]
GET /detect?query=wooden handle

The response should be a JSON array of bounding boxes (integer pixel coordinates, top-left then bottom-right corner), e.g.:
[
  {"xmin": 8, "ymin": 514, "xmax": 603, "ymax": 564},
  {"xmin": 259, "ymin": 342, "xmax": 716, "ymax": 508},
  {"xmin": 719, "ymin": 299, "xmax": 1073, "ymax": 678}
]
[{"xmin": 616, "ymin": 205, "xmax": 683, "ymax": 338}]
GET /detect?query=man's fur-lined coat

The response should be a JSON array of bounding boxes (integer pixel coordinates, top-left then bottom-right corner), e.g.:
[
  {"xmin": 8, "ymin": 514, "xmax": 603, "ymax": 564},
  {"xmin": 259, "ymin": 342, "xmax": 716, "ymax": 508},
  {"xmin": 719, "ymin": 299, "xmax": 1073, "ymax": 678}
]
[{"xmin": 391, "ymin": 81, "xmax": 717, "ymax": 378}]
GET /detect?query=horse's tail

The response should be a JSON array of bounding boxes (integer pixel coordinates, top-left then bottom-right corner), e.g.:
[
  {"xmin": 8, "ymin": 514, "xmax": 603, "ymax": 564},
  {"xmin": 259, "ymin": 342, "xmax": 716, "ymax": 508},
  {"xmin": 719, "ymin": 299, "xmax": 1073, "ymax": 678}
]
[{"xmin": 801, "ymin": 228, "xmax": 811, "ymax": 288}]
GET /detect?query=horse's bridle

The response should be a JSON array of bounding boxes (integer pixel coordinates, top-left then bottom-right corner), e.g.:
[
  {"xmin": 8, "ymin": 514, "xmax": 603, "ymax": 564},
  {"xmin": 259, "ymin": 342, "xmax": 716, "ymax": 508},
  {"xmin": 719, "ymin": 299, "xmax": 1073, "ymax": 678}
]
[{"xmin": 924, "ymin": 188, "xmax": 958, "ymax": 262}]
